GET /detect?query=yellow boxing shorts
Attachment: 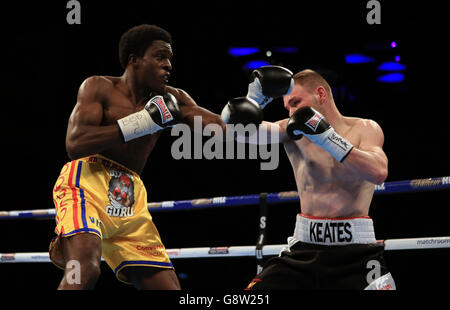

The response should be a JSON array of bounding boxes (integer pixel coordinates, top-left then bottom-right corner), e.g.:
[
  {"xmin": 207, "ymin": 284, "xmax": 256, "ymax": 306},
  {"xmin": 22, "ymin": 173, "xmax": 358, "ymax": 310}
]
[{"xmin": 49, "ymin": 154, "xmax": 173, "ymax": 284}]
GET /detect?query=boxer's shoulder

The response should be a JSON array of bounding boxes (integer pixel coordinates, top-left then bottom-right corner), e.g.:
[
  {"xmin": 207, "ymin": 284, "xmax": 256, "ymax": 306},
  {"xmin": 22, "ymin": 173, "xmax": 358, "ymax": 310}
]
[
  {"xmin": 78, "ymin": 75, "xmax": 117, "ymax": 101},
  {"xmin": 343, "ymin": 117, "xmax": 383, "ymax": 137},
  {"xmin": 343, "ymin": 117, "xmax": 384, "ymax": 148},
  {"xmin": 81, "ymin": 75, "xmax": 116, "ymax": 88},
  {"xmin": 165, "ymin": 86, "xmax": 197, "ymax": 107},
  {"xmin": 344, "ymin": 116, "xmax": 380, "ymax": 129}
]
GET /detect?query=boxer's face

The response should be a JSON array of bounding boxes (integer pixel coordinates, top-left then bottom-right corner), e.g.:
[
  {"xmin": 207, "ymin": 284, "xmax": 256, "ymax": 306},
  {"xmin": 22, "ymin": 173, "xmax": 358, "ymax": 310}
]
[
  {"xmin": 283, "ymin": 84, "xmax": 319, "ymax": 117},
  {"xmin": 135, "ymin": 40, "xmax": 173, "ymax": 94}
]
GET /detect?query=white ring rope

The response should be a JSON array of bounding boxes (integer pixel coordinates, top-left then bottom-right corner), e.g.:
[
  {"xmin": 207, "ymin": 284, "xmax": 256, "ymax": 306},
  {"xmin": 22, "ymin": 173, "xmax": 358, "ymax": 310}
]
[
  {"xmin": 1, "ymin": 237, "xmax": 449, "ymax": 263},
  {"xmin": 1, "ymin": 176, "xmax": 448, "ymax": 265}
]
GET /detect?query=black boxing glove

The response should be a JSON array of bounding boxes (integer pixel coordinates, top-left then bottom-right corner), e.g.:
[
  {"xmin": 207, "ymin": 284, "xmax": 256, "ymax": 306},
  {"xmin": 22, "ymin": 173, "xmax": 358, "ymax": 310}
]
[
  {"xmin": 247, "ymin": 65, "xmax": 294, "ymax": 109},
  {"xmin": 220, "ymin": 97, "xmax": 263, "ymax": 126},
  {"xmin": 287, "ymin": 107, "xmax": 353, "ymax": 162},
  {"xmin": 117, "ymin": 93, "xmax": 181, "ymax": 142}
]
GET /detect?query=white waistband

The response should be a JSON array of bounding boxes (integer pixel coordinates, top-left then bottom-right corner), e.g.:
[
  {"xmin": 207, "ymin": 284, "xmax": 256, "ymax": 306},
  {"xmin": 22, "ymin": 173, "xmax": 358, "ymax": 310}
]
[{"xmin": 289, "ymin": 213, "xmax": 376, "ymax": 246}]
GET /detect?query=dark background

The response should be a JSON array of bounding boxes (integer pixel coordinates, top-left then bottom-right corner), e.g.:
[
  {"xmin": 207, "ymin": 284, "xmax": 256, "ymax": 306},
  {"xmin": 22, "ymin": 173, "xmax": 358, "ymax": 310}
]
[{"xmin": 0, "ymin": 0, "xmax": 449, "ymax": 291}]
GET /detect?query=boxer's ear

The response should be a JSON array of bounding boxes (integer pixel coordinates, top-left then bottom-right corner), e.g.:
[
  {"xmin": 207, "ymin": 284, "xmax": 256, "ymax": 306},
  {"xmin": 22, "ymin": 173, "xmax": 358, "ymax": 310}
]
[
  {"xmin": 128, "ymin": 54, "xmax": 138, "ymax": 68},
  {"xmin": 315, "ymin": 86, "xmax": 328, "ymax": 105}
]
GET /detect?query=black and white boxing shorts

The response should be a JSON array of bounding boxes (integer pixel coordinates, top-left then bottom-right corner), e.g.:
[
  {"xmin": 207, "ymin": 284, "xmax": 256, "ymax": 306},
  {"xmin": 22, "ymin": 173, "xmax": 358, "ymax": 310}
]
[{"xmin": 246, "ymin": 213, "xmax": 396, "ymax": 290}]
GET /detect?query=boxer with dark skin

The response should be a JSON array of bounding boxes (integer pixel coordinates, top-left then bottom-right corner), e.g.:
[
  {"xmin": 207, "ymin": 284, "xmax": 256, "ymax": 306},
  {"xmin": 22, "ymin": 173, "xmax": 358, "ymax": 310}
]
[
  {"xmin": 54, "ymin": 24, "xmax": 293, "ymax": 290},
  {"xmin": 57, "ymin": 25, "xmax": 224, "ymax": 290}
]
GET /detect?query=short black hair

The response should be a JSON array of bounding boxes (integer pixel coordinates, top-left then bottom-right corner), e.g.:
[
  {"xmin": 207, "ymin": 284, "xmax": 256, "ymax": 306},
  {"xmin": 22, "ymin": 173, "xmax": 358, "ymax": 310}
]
[{"xmin": 118, "ymin": 24, "xmax": 172, "ymax": 69}]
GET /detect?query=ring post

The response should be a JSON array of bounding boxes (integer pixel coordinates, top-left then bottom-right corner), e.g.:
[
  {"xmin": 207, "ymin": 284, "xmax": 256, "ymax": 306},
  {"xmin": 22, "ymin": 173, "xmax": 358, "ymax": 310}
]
[{"xmin": 256, "ymin": 193, "xmax": 268, "ymax": 275}]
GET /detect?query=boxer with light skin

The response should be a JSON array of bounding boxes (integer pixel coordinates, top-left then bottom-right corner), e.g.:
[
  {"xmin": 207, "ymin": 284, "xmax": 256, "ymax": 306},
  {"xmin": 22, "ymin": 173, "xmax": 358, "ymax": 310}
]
[
  {"xmin": 244, "ymin": 69, "xmax": 396, "ymax": 290},
  {"xmin": 281, "ymin": 69, "xmax": 387, "ymax": 218}
]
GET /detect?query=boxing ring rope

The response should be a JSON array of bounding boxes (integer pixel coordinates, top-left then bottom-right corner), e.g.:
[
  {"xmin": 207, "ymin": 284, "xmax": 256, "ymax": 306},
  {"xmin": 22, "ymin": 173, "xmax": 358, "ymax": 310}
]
[
  {"xmin": 1, "ymin": 176, "xmax": 450, "ymax": 220},
  {"xmin": 1, "ymin": 176, "xmax": 449, "ymax": 263},
  {"xmin": 2, "ymin": 237, "xmax": 450, "ymax": 264}
]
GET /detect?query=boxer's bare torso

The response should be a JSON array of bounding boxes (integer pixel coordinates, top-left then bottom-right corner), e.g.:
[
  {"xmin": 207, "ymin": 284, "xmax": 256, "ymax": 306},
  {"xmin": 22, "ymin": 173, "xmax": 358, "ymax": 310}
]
[
  {"xmin": 65, "ymin": 39, "xmax": 224, "ymax": 175},
  {"xmin": 69, "ymin": 75, "xmax": 160, "ymax": 174},
  {"xmin": 276, "ymin": 116, "xmax": 384, "ymax": 218},
  {"xmin": 65, "ymin": 76, "xmax": 221, "ymax": 175}
]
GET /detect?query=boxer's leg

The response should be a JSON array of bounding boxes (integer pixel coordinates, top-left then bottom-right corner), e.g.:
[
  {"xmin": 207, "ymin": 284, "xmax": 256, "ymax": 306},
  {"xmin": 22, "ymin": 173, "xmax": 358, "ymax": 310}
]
[
  {"xmin": 122, "ymin": 266, "xmax": 181, "ymax": 290},
  {"xmin": 101, "ymin": 168, "xmax": 178, "ymax": 289},
  {"xmin": 50, "ymin": 158, "xmax": 104, "ymax": 290},
  {"xmin": 57, "ymin": 233, "xmax": 102, "ymax": 290}
]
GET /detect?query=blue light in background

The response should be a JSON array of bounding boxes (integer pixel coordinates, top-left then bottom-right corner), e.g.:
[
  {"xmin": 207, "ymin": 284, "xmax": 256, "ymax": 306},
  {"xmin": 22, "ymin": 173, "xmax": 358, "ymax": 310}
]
[
  {"xmin": 243, "ymin": 60, "xmax": 271, "ymax": 70},
  {"xmin": 178, "ymin": 273, "xmax": 188, "ymax": 280},
  {"xmin": 228, "ymin": 47, "xmax": 260, "ymax": 57},
  {"xmin": 377, "ymin": 73, "xmax": 405, "ymax": 83},
  {"xmin": 377, "ymin": 61, "xmax": 406, "ymax": 71},
  {"xmin": 344, "ymin": 54, "xmax": 375, "ymax": 64},
  {"xmin": 273, "ymin": 47, "xmax": 299, "ymax": 53},
  {"xmin": 390, "ymin": 41, "xmax": 397, "ymax": 48},
  {"xmin": 395, "ymin": 55, "xmax": 401, "ymax": 62}
]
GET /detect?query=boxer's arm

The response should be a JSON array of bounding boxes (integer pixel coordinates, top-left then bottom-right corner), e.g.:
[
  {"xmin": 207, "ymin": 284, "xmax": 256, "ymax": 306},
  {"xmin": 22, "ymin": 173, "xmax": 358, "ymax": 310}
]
[
  {"xmin": 342, "ymin": 119, "xmax": 388, "ymax": 185},
  {"xmin": 235, "ymin": 120, "xmax": 290, "ymax": 145},
  {"xmin": 166, "ymin": 86, "xmax": 226, "ymax": 134},
  {"xmin": 274, "ymin": 119, "xmax": 290, "ymax": 143},
  {"xmin": 65, "ymin": 76, "xmax": 123, "ymax": 159},
  {"xmin": 166, "ymin": 86, "xmax": 286, "ymax": 143}
]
